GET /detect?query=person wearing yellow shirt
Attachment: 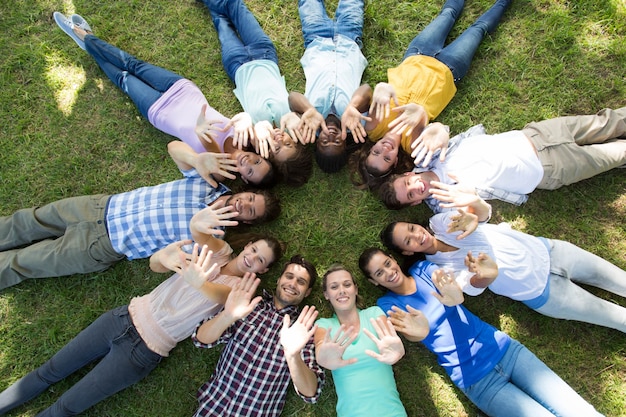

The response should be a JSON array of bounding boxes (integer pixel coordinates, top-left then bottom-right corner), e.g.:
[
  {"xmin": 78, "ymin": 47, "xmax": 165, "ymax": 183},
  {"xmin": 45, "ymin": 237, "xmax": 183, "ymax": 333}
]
[{"xmin": 348, "ymin": 0, "xmax": 512, "ymax": 190}]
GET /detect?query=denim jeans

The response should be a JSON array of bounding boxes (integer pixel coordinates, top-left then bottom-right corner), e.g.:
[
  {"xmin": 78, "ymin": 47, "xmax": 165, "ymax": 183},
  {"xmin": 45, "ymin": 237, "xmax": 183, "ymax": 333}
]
[
  {"xmin": 0, "ymin": 306, "xmax": 162, "ymax": 416},
  {"xmin": 462, "ymin": 340, "xmax": 603, "ymax": 416},
  {"xmin": 202, "ymin": 0, "xmax": 278, "ymax": 82},
  {"xmin": 535, "ymin": 239, "xmax": 626, "ymax": 333},
  {"xmin": 84, "ymin": 35, "xmax": 183, "ymax": 119},
  {"xmin": 404, "ymin": 0, "xmax": 511, "ymax": 81},
  {"xmin": 298, "ymin": 0, "xmax": 364, "ymax": 48}
]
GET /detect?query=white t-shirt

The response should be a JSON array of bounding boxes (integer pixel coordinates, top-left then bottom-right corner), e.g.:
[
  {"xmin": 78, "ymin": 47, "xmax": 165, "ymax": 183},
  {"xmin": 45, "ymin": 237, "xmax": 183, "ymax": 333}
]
[
  {"xmin": 432, "ymin": 130, "xmax": 544, "ymax": 195},
  {"xmin": 427, "ymin": 211, "xmax": 550, "ymax": 301}
]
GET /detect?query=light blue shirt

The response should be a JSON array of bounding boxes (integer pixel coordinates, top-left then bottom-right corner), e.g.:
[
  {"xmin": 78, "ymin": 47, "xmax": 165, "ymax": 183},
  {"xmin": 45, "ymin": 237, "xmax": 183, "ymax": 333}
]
[
  {"xmin": 300, "ymin": 35, "xmax": 367, "ymax": 118},
  {"xmin": 233, "ymin": 59, "xmax": 290, "ymax": 125}
]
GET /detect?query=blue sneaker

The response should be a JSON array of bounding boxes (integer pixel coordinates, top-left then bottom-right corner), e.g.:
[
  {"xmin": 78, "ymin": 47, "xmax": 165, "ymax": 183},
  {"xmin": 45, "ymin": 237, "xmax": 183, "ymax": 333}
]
[
  {"xmin": 71, "ymin": 14, "xmax": 92, "ymax": 33},
  {"xmin": 53, "ymin": 11, "xmax": 85, "ymax": 50}
]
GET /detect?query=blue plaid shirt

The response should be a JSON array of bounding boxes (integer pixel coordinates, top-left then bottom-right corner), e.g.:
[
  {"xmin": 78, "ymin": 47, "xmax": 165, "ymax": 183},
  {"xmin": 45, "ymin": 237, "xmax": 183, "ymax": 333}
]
[{"xmin": 106, "ymin": 169, "xmax": 229, "ymax": 259}]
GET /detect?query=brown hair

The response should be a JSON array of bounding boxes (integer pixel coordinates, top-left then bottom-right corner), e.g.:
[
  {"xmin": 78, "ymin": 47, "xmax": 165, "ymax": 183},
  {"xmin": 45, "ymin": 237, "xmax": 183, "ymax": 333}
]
[
  {"xmin": 239, "ymin": 189, "xmax": 282, "ymax": 224},
  {"xmin": 322, "ymin": 264, "xmax": 364, "ymax": 309},
  {"xmin": 271, "ymin": 143, "xmax": 313, "ymax": 187},
  {"xmin": 377, "ymin": 175, "xmax": 406, "ymax": 210},
  {"xmin": 358, "ymin": 247, "xmax": 389, "ymax": 280},
  {"xmin": 251, "ymin": 161, "xmax": 278, "ymax": 189},
  {"xmin": 226, "ymin": 233, "xmax": 284, "ymax": 268},
  {"xmin": 347, "ymin": 142, "xmax": 413, "ymax": 191},
  {"xmin": 280, "ymin": 254, "xmax": 318, "ymax": 288}
]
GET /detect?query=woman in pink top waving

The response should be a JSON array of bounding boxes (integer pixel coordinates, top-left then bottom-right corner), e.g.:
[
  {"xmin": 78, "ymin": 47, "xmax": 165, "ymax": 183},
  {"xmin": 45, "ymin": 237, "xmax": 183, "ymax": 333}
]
[{"xmin": 53, "ymin": 12, "xmax": 279, "ymax": 188}]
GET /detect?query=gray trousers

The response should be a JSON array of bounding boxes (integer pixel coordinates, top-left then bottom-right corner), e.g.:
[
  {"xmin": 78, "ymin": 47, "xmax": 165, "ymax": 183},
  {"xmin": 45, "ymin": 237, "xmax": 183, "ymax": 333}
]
[
  {"xmin": 522, "ymin": 107, "xmax": 626, "ymax": 190},
  {"xmin": 535, "ymin": 239, "xmax": 626, "ymax": 334},
  {"xmin": 0, "ymin": 194, "xmax": 124, "ymax": 290}
]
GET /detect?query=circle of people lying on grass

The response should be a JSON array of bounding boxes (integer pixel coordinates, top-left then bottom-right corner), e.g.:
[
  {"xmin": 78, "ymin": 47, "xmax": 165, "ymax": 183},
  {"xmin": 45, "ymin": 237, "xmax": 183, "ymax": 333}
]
[{"xmin": 1, "ymin": 1, "xmax": 625, "ymax": 416}]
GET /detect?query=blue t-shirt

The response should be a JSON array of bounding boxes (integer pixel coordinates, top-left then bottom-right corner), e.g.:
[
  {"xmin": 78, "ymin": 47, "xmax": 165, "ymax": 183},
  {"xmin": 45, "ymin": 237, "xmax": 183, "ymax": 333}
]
[
  {"xmin": 377, "ymin": 261, "xmax": 510, "ymax": 389},
  {"xmin": 316, "ymin": 306, "xmax": 406, "ymax": 417}
]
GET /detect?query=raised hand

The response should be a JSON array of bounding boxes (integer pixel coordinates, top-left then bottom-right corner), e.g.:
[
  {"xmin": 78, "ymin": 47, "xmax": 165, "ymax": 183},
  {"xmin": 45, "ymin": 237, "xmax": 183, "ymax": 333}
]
[
  {"xmin": 465, "ymin": 251, "xmax": 498, "ymax": 281},
  {"xmin": 195, "ymin": 152, "xmax": 238, "ymax": 187},
  {"xmin": 411, "ymin": 122, "xmax": 451, "ymax": 167},
  {"xmin": 195, "ymin": 104, "xmax": 224, "ymax": 144},
  {"xmin": 253, "ymin": 120, "xmax": 274, "ymax": 159},
  {"xmin": 315, "ymin": 324, "xmax": 358, "ymax": 370},
  {"xmin": 222, "ymin": 272, "xmax": 262, "ymax": 322},
  {"xmin": 388, "ymin": 103, "xmax": 428, "ymax": 137},
  {"xmin": 280, "ymin": 112, "xmax": 305, "ymax": 145},
  {"xmin": 429, "ymin": 175, "xmax": 480, "ymax": 209},
  {"xmin": 431, "ymin": 269, "xmax": 464, "ymax": 307},
  {"xmin": 388, "ymin": 305, "xmax": 429, "ymax": 341},
  {"xmin": 369, "ymin": 82, "xmax": 398, "ymax": 122},
  {"xmin": 153, "ymin": 239, "xmax": 194, "ymax": 274},
  {"xmin": 189, "ymin": 200, "xmax": 239, "ymax": 237},
  {"xmin": 280, "ymin": 305, "xmax": 318, "ymax": 358},
  {"xmin": 225, "ymin": 112, "xmax": 255, "ymax": 148},
  {"xmin": 297, "ymin": 107, "xmax": 326, "ymax": 144},
  {"xmin": 341, "ymin": 104, "xmax": 370, "ymax": 142},
  {"xmin": 363, "ymin": 316, "xmax": 405, "ymax": 365},
  {"xmin": 182, "ymin": 243, "xmax": 218, "ymax": 290},
  {"xmin": 447, "ymin": 208, "xmax": 479, "ymax": 240}
]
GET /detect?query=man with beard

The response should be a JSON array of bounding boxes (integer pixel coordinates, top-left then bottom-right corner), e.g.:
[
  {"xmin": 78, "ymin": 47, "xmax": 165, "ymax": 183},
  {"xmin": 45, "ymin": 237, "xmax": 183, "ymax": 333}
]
[
  {"xmin": 288, "ymin": 0, "xmax": 369, "ymax": 173},
  {"xmin": 0, "ymin": 140, "xmax": 280, "ymax": 290},
  {"xmin": 192, "ymin": 255, "xmax": 325, "ymax": 416}
]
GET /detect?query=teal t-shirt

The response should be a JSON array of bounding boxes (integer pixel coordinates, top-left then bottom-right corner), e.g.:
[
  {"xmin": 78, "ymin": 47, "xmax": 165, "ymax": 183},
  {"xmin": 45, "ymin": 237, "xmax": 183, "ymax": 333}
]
[
  {"xmin": 316, "ymin": 306, "xmax": 407, "ymax": 417},
  {"xmin": 233, "ymin": 59, "xmax": 290, "ymax": 126}
]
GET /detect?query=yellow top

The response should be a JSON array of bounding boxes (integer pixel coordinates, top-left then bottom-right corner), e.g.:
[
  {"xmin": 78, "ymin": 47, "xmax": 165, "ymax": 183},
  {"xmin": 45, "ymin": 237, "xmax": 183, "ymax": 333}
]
[{"xmin": 368, "ymin": 55, "xmax": 456, "ymax": 147}]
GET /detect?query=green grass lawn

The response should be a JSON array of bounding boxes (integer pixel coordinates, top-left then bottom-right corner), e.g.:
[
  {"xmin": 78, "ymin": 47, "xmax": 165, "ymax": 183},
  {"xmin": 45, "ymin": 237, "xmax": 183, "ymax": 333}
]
[{"xmin": 1, "ymin": 0, "xmax": 625, "ymax": 416}]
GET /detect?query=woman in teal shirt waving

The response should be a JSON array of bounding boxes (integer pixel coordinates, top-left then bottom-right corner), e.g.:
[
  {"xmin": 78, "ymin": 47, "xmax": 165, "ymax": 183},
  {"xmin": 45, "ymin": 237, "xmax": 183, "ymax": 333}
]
[{"xmin": 314, "ymin": 265, "xmax": 407, "ymax": 417}]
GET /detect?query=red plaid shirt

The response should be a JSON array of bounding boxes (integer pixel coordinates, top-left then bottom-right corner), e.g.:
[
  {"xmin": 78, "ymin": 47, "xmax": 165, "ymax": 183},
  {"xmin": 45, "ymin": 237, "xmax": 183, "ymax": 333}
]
[{"xmin": 192, "ymin": 291, "xmax": 325, "ymax": 416}]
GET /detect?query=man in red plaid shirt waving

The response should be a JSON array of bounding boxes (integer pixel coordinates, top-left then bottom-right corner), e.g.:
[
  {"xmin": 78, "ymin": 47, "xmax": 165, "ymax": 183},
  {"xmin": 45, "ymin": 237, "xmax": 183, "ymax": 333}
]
[{"xmin": 192, "ymin": 255, "xmax": 325, "ymax": 416}]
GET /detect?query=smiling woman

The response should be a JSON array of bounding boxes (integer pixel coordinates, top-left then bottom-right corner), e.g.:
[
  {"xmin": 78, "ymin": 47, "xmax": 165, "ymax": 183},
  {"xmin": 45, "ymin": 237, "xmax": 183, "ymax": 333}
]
[
  {"xmin": 52, "ymin": 10, "xmax": 278, "ymax": 188},
  {"xmin": 0, "ymin": 204, "xmax": 283, "ymax": 416},
  {"xmin": 358, "ymin": 248, "xmax": 604, "ymax": 417},
  {"xmin": 1, "ymin": 0, "xmax": 626, "ymax": 416},
  {"xmin": 314, "ymin": 265, "xmax": 407, "ymax": 417}
]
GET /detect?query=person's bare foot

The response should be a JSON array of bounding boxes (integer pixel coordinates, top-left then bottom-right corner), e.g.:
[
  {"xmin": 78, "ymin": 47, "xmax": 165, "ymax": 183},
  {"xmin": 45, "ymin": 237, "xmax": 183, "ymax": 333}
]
[{"xmin": 73, "ymin": 26, "xmax": 91, "ymax": 41}]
